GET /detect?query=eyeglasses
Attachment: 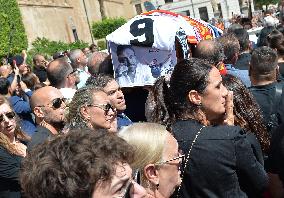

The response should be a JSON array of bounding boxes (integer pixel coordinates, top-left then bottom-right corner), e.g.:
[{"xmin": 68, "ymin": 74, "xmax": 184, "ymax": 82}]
[
  {"xmin": 88, "ymin": 103, "xmax": 116, "ymax": 113},
  {"xmin": 122, "ymin": 170, "xmax": 140, "ymax": 198},
  {"xmin": 68, "ymin": 69, "xmax": 78, "ymax": 77},
  {"xmin": 38, "ymin": 98, "xmax": 66, "ymax": 109},
  {"xmin": 0, "ymin": 112, "xmax": 16, "ymax": 122},
  {"xmin": 155, "ymin": 154, "xmax": 185, "ymax": 169}
]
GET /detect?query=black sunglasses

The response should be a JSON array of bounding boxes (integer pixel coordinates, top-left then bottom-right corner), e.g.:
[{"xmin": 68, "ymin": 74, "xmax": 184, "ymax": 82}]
[
  {"xmin": 51, "ymin": 98, "xmax": 66, "ymax": 109},
  {"xmin": 88, "ymin": 103, "xmax": 116, "ymax": 112},
  {"xmin": 0, "ymin": 112, "xmax": 16, "ymax": 122},
  {"xmin": 38, "ymin": 98, "xmax": 65, "ymax": 109}
]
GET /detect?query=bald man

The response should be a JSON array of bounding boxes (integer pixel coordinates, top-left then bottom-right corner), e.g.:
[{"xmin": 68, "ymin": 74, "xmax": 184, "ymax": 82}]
[
  {"xmin": 194, "ymin": 39, "xmax": 225, "ymax": 66},
  {"xmin": 28, "ymin": 86, "xmax": 66, "ymax": 150},
  {"xmin": 33, "ymin": 54, "xmax": 48, "ymax": 83}
]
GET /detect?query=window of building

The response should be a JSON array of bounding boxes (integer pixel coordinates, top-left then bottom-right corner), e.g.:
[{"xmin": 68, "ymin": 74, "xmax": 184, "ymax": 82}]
[
  {"xmin": 165, "ymin": 0, "xmax": 173, "ymax": 3},
  {"xmin": 185, "ymin": 10, "xmax": 190, "ymax": 16},
  {"xmin": 198, "ymin": 7, "xmax": 209, "ymax": 22},
  {"xmin": 135, "ymin": 4, "xmax": 143, "ymax": 14},
  {"xmin": 217, "ymin": 4, "xmax": 223, "ymax": 18}
]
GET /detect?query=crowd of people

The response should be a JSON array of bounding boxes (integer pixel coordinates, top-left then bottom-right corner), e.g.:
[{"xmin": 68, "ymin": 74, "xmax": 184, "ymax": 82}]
[{"xmin": 1, "ymin": 8, "xmax": 284, "ymax": 198}]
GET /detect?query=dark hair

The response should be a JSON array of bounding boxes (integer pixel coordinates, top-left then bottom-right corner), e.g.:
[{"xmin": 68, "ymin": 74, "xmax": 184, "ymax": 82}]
[
  {"xmin": 87, "ymin": 52, "xmax": 108, "ymax": 76},
  {"xmin": 222, "ymin": 74, "xmax": 270, "ymax": 152},
  {"xmin": 169, "ymin": 58, "xmax": 212, "ymax": 123},
  {"xmin": 47, "ymin": 58, "xmax": 72, "ymax": 88},
  {"xmin": 250, "ymin": 46, "xmax": 278, "ymax": 78},
  {"xmin": 20, "ymin": 129, "xmax": 134, "ymax": 198},
  {"xmin": 276, "ymin": 24, "xmax": 284, "ymax": 35},
  {"xmin": 232, "ymin": 28, "xmax": 250, "ymax": 52},
  {"xmin": 116, "ymin": 45, "xmax": 134, "ymax": 57},
  {"xmin": 145, "ymin": 76, "xmax": 172, "ymax": 129},
  {"xmin": 98, "ymin": 54, "xmax": 114, "ymax": 77},
  {"xmin": 267, "ymin": 29, "xmax": 284, "ymax": 56},
  {"xmin": 257, "ymin": 26, "xmax": 275, "ymax": 47},
  {"xmin": 217, "ymin": 33, "xmax": 240, "ymax": 63},
  {"xmin": 34, "ymin": 82, "xmax": 46, "ymax": 90},
  {"xmin": 227, "ymin": 23, "xmax": 243, "ymax": 33},
  {"xmin": 194, "ymin": 40, "xmax": 225, "ymax": 65},
  {"xmin": 22, "ymin": 72, "xmax": 38, "ymax": 90},
  {"xmin": 85, "ymin": 74, "xmax": 113, "ymax": 88},
  {"xmin": 0, "ymin": 77, "xmax": 10, "ymax": 95}
]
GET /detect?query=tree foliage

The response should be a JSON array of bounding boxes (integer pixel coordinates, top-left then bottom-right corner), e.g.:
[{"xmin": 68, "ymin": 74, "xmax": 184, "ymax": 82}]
[
  {"xmin": 254, "ymin": 0, "xmax": 279, "ymax": 9},
  {"xmin": 0, "ymin": 0, "xmax": 28, "ymax": 58},
  {"xmin": 26, "ymin": 37, "xmax": 88, "ymax": 65},
  {"xmin": 92, "ymin": 17, "xmax": 127, "ymax": 39}
]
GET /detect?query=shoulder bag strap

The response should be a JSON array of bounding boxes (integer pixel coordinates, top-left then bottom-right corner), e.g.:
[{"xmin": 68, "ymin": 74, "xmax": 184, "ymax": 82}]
[{"xmin": 272, "ymin": 83, "xmax": 283, "ymax": 115}]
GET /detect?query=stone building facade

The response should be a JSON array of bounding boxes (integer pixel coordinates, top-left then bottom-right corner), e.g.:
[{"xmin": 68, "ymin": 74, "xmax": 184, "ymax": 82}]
[
  {"xmin": 18, "ymin": 0, "xmax": 137, "ymax": 46},
  {"xmin": 132, "ymin": 0, "xmax": 245, "ymax": 21}
]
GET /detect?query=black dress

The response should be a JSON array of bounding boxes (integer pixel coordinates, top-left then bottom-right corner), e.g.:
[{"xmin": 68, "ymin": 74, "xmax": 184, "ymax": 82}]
[
  {"xmin": 172, "ymin": 119, "xmax": 268, "ymax": 198},
  {"xmin": 0, "ymin": 146, "xmax": 22, "ymax": 198}
]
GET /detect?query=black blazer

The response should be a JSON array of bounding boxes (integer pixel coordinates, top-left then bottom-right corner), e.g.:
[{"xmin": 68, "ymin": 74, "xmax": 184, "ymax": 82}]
[
  {"xmin": 172, "ymin": 119, "xmax": 268, "ymax": 198},
  {"xmin": 0, "ymin": 146, "xmax": 22, "ymax": 198}
]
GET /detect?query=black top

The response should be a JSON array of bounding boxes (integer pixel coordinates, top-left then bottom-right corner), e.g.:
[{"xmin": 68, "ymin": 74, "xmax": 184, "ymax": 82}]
[
  {"xmin": 249, "ymin": 82, "xmax": 284, "ymax": 133},
  {"xmin": 28, "ymin": 125, "xmax": 54, "ymax": 151},
  {"xmin": 278, "ymin": 62, "xmax": 284, "ymax": 79},
  {"xmin": 235, "ymin": 52, "xmax": 251, "ymax": 70},
  {"xmin": 267, "ymin": 123, "xmax": 284, "ymax": 182},
  {"xmin": 172, "ymin": 119, "xmax": 268, "ymax": 198},
  {"xmin": 0, "ymin": 146, "xmax": 22, "ymax": 198},
  {"xmin": 33, "ymin": 67, "xmax": 47, "ymax": 83}
]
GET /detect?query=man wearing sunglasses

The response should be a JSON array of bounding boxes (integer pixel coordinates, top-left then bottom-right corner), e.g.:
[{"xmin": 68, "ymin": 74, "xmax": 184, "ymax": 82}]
[{"xmin": 28, "ymin": 86, "xmax": 66, "ymax": 150}]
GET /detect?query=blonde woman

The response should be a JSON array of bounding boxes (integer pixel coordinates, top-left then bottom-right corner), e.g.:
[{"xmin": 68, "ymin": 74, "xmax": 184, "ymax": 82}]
[
  {"xmin": 0, "ymin": 95, "xmax": 30, "ymax": 197},
  {"xmin": 119, "ymin": 123, "xmax": 183, "ymax": 198}
]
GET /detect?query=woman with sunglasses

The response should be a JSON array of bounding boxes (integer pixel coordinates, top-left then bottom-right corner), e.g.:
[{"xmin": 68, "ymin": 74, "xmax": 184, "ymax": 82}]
[
  {"xmin": 119, "ymin": 123, "xmax": 182, "ymax": 198},
  {"xmin": 68, "ymin": 85, "xmax": 117, "ymax": 132},
  {"xmin": 0, "ymin": 95, "xmax": 30, "ymax": 197}
]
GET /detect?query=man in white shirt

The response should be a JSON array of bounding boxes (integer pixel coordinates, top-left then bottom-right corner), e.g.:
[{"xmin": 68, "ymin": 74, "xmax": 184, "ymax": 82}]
[{"xmin": 115, "ymin": 45, "xmax": 154, "ymax": 87}]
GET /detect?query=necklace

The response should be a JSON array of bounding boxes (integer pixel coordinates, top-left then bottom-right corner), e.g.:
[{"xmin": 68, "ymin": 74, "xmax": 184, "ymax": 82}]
[{"xmin": 175, "ymin": 125, "xmax": 206, "ymax": 197}]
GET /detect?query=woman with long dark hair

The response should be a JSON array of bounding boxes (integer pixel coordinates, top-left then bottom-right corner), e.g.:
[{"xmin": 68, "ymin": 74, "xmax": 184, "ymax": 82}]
[{"xmin": 168, "ymin": 58, "xmax": 267, "ymax": 197}]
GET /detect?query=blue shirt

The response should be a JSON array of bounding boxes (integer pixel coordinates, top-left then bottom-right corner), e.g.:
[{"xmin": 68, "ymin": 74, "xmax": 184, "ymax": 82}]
[
  {"xmin": 9, "ymin": 90, "xmax": 36, "ymax": 136},
  {"xmin": 225, "ymin": 64, "xmax": 251, "ymax": 87},
  {"xmin": 117, "ymin": 113, "xmax": 132, "ymax": 131}
]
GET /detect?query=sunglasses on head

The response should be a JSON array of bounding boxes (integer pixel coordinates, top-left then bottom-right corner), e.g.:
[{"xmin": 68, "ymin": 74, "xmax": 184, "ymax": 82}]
[
  {"xmin": 0, "ymin": 112, "xmax": 16, "ymax": 122},
  {"xmin": 89, "ymin": 103, "xmax": 116, "ymax": 112}
]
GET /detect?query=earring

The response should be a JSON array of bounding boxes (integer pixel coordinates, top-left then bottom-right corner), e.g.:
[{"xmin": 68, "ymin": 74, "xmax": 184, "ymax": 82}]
[
  {"xmin": 156, "ymin": 183, "xmax": 159, "ymax": 190},
  {"xmin": 197, "ymin": 102, "xmax": 202, "ymax": 106}
]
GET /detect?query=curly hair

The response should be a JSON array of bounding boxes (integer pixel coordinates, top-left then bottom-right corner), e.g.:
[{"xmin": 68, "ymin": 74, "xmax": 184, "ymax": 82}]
[
  {"xmin": 145, "ymin": 76, "xmax": 172, "ymax": 129},
  {"xmin": 0, "ymin": 95, "xmax": 30, "ymax": 155},
  {"xmin": 20, "ymin": 128, "xmax": 134, "ymax": 198},
  {"xmin": 222, "ymin": 74, "xmax": 270, "ymax": 152},
  {"xmin": 67, "ymin": 85, "xmax": 104, "ymax": 130},
  {"xmin": 85, "ymin": 74, "xmax": 113, "ymax": 88},
  {"xmin": 168, "ymin": 58, "xmax": 212, "ymax": 124}
]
